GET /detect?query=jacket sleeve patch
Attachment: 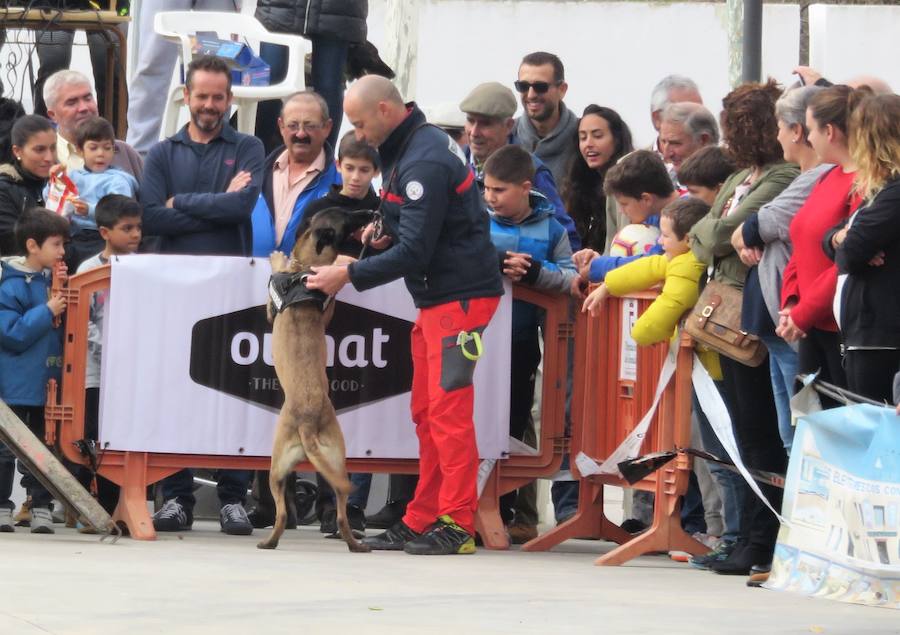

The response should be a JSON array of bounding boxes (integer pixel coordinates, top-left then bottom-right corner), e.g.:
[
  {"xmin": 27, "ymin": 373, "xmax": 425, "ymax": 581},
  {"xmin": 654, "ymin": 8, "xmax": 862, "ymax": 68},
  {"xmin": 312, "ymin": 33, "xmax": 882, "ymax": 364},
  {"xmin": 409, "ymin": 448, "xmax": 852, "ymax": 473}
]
[{"xmin": 405, "ymin": 181, "xmax": 424, "ymax": 201}]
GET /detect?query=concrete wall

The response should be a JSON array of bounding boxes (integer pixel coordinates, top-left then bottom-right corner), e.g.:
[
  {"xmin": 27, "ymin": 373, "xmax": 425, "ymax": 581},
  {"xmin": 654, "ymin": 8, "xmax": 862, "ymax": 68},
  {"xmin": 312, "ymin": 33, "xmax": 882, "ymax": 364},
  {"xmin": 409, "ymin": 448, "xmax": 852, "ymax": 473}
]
[
  {"xmin": 367, "ymin": 0, "xmax": 801, "ymax": 147},
  {"xmin": 809, "ymin": 4, "xmax": 900, "ymax": 93}
]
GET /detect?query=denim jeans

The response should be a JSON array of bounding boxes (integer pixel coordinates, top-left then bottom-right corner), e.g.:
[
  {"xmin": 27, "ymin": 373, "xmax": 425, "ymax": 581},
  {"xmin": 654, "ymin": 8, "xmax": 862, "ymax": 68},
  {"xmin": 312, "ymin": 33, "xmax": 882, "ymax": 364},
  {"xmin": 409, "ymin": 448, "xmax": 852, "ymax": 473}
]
[
  {"xmin": 694, "ymin": 388, "xmax": 745, "ymax": 543},
  {"xmin": 681, "ymin": 471, "xmax": 707, "ymax": 534},
  {"xmin": 316, "ymin": 472, "xmax": 373, "ymax": 511},
  {"xmin": 551, "ymin": 326, "xmax": 579, "ymax": 523},
  {"xmin": 551, "ymin": 455, "xmax": 579, "ymax": 523},
  {"xmin": 161, "ymin": 468, "xmax": 253, "ymax": 508},
  {"xmin": 761, "ymin": 335, "xmax": 799, "ymax": 453}
]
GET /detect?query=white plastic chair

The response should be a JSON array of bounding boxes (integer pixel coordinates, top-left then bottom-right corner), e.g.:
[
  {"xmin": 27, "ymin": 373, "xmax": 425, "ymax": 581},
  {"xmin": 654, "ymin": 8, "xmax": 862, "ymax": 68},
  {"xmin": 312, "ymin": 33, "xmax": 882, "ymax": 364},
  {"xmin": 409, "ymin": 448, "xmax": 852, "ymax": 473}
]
[{"xmin": 155, "ymin": 11, "xmax": 312, "ymax": 138}]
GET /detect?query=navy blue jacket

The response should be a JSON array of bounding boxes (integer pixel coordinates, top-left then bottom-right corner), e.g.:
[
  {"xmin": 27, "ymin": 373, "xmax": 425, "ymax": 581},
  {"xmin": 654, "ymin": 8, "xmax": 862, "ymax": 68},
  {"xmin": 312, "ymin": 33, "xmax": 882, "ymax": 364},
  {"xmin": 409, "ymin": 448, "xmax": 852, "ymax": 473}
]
[
  {"xmin": 140, "ymin": 124, "xmax": 265, "ymax": 256},
  {"xmin": 348, "ymin": 105, "xmax": 503, "ymax": 308},
  {"xmin": 250, "ymin": 143, "xmax": 341, "ymax": 257},
  {"xmin": 0, "ymin": 258, "xmax": 62, "ymax": 406},
  {"xmin": 465, "ymin": 143, "xmax": 581, "ymax": 251}
]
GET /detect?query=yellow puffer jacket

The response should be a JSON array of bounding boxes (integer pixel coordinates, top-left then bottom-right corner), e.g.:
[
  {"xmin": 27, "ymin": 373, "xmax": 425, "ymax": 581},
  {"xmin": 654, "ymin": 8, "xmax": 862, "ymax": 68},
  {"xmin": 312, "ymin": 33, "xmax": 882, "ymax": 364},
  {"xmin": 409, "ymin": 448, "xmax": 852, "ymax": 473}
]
[
  {"xmin": 604, "ymin": 250, "xmax": 722, "ymax": 378},
  {"xmin": 605, "ymin": 251, "xmax": 705, "ymax": 345}
]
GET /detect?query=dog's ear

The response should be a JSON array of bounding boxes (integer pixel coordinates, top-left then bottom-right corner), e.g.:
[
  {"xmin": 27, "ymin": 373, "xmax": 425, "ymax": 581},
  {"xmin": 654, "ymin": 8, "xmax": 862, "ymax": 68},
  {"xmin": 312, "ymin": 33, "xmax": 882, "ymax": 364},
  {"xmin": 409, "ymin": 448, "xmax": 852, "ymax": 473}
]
[
  {"xmin": 314, "ymin": 227, "xmax": 337, "ymax": 255},
  {"xmin": 344, "ymin": 209, "xmax": 376, "ymax": 236}
]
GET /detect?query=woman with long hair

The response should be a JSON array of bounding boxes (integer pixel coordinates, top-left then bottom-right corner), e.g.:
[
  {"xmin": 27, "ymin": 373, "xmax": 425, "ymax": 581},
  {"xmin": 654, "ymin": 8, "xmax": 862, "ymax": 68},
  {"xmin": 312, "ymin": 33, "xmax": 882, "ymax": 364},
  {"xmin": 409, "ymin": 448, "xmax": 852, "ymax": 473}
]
[
  {"xmin": 825, "ymin": 93, "xmax": 900, "ymax": 402},
  {"xmin": 0, "ymin": 115, "xmax": 57, "ymax": 256},
  {"xmin": 562, "ymin": 105, "xmax": 633, "ymax": 253},
  {"xmin": 689, "ymin": 80, "xmax": 799, "ymax": 576},
  {"xmin": 776, "ymin": 85, "xmax": 869, "ymax": 404}
]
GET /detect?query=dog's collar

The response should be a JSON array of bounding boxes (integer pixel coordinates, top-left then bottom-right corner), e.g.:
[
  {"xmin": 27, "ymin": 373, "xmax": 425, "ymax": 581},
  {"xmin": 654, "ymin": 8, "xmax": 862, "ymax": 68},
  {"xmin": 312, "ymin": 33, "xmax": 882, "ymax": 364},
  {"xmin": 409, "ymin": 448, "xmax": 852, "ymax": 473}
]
[{"xmin": 268, "ymin": 271, "xmax": 333, "ymax": 314}]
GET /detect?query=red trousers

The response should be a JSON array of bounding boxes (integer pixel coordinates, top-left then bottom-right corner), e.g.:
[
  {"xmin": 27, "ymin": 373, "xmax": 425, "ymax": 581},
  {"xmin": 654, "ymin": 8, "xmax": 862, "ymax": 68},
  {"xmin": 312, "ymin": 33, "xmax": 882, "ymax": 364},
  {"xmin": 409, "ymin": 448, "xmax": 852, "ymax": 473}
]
[{"xmin": 402, "ymin": 296, "xmax": 499, "ymax": 535}]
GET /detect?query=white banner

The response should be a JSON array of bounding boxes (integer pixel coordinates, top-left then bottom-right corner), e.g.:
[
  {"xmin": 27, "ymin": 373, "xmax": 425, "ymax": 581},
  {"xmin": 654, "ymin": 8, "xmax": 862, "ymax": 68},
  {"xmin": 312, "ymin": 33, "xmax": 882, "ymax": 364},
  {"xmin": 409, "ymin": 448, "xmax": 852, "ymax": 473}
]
[
  {"xmin": 692, "ymin": 354, "xmax": 786, "ymax": 522},
  {"xmin": 99, "ymin": 255, "xmax": 511, "ymax": 459}
]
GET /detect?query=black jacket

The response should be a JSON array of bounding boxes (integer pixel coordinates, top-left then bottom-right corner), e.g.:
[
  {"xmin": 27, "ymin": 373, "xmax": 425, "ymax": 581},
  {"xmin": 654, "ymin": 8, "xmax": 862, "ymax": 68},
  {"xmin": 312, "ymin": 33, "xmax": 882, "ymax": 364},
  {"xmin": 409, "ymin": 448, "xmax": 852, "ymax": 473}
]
[
  {"xmin": 824, "ymin": 177, "xmax": 900, "ymax": 348},
  {"xmin": 348, "ymin": 105, "xmax": 504, "ymax": 308},
  {"xmin": 0, "ymin": 163, "xmax": 46, "ymax": 257},
  {"xmin": 255, "ymin": 0, "xmax": 368, "ymax": 43}
]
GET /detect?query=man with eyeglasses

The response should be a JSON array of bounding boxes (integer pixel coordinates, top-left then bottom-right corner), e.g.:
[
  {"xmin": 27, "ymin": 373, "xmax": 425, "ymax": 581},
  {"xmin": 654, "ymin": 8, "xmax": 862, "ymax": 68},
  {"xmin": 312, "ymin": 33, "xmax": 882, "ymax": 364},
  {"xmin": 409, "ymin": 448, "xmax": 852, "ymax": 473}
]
[
  {"xmin": 140, "ymin": 55, "xmax": 265, "ymax": 536},
  {"xmin": 251, "ymin": 90, "xmax": 342, "ymax": 257},
  {"xmin": 512, "ymin": 51, "xmax": 578, "ymax": 187}
]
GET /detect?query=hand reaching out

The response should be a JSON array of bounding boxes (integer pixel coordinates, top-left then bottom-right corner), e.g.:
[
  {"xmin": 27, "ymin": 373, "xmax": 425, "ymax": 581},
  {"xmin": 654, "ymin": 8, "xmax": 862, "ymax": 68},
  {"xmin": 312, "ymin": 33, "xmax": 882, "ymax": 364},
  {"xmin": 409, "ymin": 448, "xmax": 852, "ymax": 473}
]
[{"xmin": 581, "ymin": 283, "xmax": 609, "ymax": 317}]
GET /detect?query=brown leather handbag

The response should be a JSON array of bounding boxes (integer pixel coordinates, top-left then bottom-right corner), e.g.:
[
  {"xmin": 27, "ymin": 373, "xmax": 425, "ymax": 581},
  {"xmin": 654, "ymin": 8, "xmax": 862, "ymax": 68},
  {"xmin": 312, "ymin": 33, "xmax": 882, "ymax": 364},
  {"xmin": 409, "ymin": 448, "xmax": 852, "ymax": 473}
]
[{"xmin": 684, "ymin": 279, "xmax": 768, "ymax": 367}]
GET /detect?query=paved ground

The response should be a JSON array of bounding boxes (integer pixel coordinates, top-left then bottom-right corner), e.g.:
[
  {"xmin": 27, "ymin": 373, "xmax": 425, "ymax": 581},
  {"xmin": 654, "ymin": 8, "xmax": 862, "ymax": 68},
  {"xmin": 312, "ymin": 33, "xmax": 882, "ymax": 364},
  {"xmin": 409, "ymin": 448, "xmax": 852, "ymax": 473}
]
[{"xmin": 0, "ymin": 522, "xmax": 896, "ymax": 635}]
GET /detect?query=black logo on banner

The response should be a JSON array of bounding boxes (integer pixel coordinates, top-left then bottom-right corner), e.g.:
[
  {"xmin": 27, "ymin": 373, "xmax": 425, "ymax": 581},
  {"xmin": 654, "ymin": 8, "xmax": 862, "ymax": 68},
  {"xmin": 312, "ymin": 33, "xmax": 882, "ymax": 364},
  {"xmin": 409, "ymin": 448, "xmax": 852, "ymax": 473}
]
[{"xmin": 189, "ymin": 303, "xmax": 414, "ymax": 411}]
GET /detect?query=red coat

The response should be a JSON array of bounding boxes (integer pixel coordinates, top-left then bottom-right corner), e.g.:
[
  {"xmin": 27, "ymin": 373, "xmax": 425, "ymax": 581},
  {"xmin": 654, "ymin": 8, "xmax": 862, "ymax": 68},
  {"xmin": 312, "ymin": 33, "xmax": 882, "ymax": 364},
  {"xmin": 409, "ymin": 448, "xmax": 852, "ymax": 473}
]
[{"xmin": 781, "ymin": 167, "xmax": 861, "ymax": 332}]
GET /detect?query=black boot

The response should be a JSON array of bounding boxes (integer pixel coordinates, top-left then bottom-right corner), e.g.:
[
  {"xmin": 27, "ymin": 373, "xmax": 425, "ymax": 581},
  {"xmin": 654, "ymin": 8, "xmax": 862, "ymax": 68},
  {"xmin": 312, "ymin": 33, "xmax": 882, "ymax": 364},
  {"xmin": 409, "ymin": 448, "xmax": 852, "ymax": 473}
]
[{"xmin": 711, "ymin": 544, "xmax": 772, "ymax": 575}]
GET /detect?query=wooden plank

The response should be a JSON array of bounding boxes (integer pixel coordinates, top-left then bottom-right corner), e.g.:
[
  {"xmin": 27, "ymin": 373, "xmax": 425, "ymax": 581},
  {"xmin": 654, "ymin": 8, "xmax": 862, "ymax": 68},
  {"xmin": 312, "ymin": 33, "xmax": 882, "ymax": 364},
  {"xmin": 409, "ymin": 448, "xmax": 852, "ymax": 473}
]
[{"xmin": 0, "ymin": 401, "xmax": 117, "ymax": 537}]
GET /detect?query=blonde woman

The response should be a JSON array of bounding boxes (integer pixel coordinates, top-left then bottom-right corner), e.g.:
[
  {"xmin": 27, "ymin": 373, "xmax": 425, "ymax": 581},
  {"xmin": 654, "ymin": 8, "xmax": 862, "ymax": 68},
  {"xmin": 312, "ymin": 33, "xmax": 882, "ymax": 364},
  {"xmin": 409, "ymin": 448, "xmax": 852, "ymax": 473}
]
[{"xmin": 824, "ymin": 93, "xmax": 900, "ymax": 402}]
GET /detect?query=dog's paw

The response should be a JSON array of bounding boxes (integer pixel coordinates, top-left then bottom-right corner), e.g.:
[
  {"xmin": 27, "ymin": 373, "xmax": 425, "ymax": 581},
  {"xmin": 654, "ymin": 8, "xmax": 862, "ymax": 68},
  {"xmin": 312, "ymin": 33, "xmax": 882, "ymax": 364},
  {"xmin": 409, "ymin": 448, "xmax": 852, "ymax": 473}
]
[
  {"xmin": 256, "ymin": 540, "xmax": 278, "ymax": 550},
  {"xmin": 348, "ymin": 541, "xmax": 372, "ymax": 554},
  {"xmin": 269, "ymin": 251, "xmax": 289, "ymax": 272}
]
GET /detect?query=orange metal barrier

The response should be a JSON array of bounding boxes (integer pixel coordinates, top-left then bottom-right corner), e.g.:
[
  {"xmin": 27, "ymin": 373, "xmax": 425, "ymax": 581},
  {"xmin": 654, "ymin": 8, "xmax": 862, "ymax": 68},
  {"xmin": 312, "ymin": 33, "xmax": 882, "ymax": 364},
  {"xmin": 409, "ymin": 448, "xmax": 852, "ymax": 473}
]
[
  {"xmin": 522, "ymin": 292, "xmax": 707, "ymax": 565},
  {"xmin": 45, "ymin": 265, "xmax": 570, "ymax": 544}
]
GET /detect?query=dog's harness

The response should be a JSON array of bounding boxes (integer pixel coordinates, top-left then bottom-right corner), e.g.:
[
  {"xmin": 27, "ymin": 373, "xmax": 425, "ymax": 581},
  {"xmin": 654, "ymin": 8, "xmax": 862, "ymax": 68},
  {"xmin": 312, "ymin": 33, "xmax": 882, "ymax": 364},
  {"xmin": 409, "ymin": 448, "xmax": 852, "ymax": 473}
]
[{"xmin": 268, "ymin": 270, "xmax": 333, "ymax": 314}]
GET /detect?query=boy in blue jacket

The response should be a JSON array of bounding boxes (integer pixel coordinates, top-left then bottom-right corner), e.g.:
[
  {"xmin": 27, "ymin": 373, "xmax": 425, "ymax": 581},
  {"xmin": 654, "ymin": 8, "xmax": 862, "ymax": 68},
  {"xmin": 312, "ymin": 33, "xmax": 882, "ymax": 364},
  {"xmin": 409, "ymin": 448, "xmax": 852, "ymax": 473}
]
[
  {"xmin": 573, "ymin": 150, "xmax": 679, "ymax": 284},
  {"xmin": 483, "ymin": 144, "xmax": 577, "ymax": 540},
  {"xmin": 0, "ymin": 208, "xmax": 69, "ymax": 534}
]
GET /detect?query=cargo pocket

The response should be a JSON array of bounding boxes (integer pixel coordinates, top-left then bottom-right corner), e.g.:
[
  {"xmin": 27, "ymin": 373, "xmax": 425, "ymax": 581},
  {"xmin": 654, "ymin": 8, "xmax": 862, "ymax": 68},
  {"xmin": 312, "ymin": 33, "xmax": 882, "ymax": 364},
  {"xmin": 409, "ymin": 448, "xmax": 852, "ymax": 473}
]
[{"xmin": 439, "ymin": 328, "xmax": 485, "ymax": 392}]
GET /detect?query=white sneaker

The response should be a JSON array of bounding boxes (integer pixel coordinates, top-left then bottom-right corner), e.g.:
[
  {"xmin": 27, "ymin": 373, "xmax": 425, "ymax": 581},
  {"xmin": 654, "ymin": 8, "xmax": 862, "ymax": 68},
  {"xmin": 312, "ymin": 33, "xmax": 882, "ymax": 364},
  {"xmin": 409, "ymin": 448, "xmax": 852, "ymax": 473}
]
[
  {"xmin": 0, "ymin": 508, "xmax": 14, "ymax": 532},
  {"xmin": 30, "ymin": 507, "xmax": 55, "ymax": 534}
]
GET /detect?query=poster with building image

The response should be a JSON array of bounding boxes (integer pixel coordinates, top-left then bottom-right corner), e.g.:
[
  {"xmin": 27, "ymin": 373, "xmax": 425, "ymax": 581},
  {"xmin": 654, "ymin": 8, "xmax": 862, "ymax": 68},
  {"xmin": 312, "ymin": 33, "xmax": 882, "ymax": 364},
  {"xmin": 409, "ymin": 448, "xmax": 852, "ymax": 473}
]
[{"xmin": 766, "ymin": 403, "xmax": 900, "ymax": 609}]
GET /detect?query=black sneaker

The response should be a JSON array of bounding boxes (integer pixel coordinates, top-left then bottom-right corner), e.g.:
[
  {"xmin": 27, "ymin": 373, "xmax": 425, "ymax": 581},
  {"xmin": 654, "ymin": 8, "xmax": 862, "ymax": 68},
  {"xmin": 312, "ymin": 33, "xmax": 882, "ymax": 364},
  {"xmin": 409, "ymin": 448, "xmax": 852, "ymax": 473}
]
[
  {"xmin": 362, "ymin": 519, "xmax": 420, "ymax": 551},
  {"xmin": 403, "ymin": 515, "xmax": 476, "ymax": 555},
  {"xmin": 326, "ymin": 504, "xmax": 366, "ymax": 539},
  {"xmin": 319, "ymin": 508, "xmax": 337, "ymax": 535},
  {"xmin": 219, "ymin": 503, "xmax": 253, "ymax": 536},
  {"xmin": 152, "ymin": 499, "xmax": 193, "ymax": 532},
  {"xmin": 689, "ymin": 539, "xmax": 738, "ymax": 570},
  {"xmin": 620, "ymin": 518, "xmax": 648, "ymax": 534},
  {"xmin": 365, "ymin": 500, "xmax": 407, "ymax": 530}
]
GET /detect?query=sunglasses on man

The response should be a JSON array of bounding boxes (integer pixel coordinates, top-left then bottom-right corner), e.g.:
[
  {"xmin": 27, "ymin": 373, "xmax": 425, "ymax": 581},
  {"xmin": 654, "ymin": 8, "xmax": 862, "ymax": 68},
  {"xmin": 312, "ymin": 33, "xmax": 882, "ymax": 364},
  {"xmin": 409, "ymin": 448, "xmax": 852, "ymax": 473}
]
[{"xmin": 514, "ymin": 80, "xmax": 562, "ymax": 94}]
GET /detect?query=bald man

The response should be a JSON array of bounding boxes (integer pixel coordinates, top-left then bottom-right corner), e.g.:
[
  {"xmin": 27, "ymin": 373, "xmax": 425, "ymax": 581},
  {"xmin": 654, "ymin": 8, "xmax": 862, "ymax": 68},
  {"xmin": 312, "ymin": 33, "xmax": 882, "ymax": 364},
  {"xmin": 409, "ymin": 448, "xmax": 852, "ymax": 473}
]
[{"xmin": 306, "ymin": 76, "xmax": 503, "ymax": 555}]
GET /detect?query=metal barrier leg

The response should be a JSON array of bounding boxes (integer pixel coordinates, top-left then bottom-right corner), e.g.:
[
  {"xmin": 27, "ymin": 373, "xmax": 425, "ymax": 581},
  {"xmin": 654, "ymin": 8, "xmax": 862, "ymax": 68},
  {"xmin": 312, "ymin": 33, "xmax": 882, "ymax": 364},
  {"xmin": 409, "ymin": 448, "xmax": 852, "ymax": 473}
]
[
  {"xmin": 112, "ymin": 452, "xmax": 156, "ymax": 540},
  {"xmin": 595, "ymin": 467, "xmax": 706, "ymax": 566},
  {"xmin": 474, "ymin": 466, "xmax": 509, "ymax": 550},
  {"xmin": 522, "ymin": 480, "xmax": 630, "ymax": 551}
]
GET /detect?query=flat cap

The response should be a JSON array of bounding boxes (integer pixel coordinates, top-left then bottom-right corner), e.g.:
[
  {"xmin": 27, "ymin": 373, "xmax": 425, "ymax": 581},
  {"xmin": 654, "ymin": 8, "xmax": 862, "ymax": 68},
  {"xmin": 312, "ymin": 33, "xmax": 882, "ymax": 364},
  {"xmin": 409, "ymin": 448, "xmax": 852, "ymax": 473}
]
[{"xmin": 459, "ymin": 82, "xmax": 517, "ymax": 119}]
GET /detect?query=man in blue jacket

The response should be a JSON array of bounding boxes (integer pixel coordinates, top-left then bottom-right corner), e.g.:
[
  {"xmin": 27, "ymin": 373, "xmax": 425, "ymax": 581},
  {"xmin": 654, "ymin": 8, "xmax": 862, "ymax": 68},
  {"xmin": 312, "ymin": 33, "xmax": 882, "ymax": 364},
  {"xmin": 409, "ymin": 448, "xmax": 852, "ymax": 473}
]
[
  {"xmin": 251, "ymin": 90, "xmax": 341, "ymax": 257},
  {"xmin": 308, "ymin": 75, "xmax": 503, "ymax": 555},
  {"xmin": 458, "ymin": 81, "xmax": 580, "ymax": 251},
  {"xmin": 139, "ymin": 55, "xmax": 265, "ymax": 536}
]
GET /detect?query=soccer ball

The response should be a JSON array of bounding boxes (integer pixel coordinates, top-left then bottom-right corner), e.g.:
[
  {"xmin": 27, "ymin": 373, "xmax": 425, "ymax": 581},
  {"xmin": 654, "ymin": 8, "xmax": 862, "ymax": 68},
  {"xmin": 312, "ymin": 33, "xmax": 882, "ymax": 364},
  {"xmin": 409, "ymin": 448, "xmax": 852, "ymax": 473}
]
[{"xmin": 609, "ymin": 224, "xmax": 661, "ymax": 257}]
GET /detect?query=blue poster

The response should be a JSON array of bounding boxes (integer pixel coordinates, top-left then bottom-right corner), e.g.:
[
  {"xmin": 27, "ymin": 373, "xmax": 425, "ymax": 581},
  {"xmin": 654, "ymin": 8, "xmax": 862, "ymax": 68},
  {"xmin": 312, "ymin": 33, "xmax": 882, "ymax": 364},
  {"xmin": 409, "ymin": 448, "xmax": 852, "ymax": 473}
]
[{"xmin": 766, "ymin": 403, "xmax": 900, "ymax": 609}]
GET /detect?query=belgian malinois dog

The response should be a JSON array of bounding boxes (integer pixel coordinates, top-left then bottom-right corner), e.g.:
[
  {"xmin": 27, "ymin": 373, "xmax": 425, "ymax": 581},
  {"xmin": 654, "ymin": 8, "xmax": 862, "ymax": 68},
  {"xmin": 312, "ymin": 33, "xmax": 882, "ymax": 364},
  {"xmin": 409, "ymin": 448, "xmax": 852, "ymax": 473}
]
[{"xmin": 257, "ymin": 208, "xmax": 373, "ymax": 552}]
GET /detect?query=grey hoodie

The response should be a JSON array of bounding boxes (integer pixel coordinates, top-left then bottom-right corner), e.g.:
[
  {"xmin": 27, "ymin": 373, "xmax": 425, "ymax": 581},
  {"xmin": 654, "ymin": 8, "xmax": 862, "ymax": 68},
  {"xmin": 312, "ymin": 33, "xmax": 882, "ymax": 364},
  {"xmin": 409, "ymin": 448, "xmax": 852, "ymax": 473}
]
[{"xmin": 514, "ymin": 102, "xmax": 578, "ymax": 186}]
